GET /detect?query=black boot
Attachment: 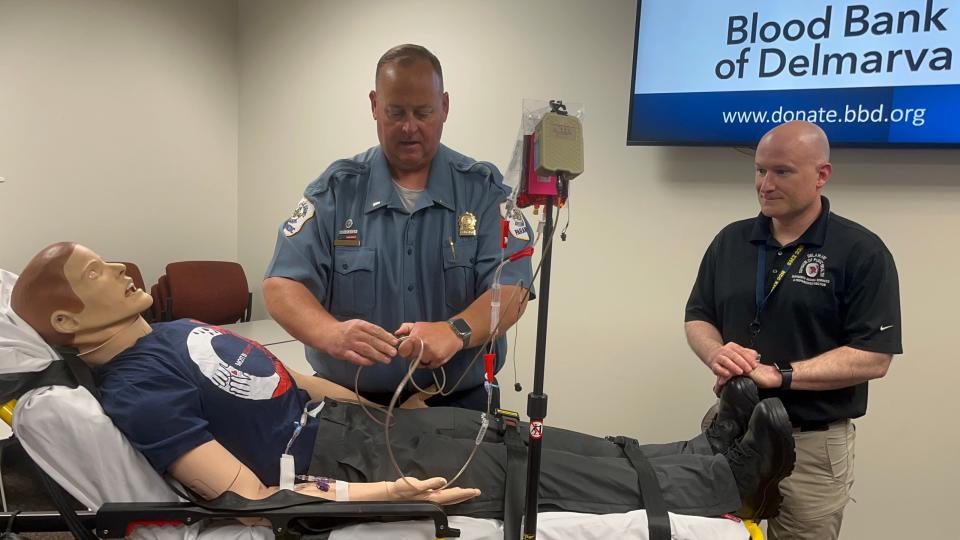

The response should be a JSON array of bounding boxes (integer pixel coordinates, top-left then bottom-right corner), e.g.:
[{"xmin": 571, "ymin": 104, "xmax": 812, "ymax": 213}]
[
  {"xmin": 706, "ymin": 377, "xmax": 759, "ymax": 454},
  {"xmin": 725, "ymin": 397, "xmax": 796, "ymax": 520}
]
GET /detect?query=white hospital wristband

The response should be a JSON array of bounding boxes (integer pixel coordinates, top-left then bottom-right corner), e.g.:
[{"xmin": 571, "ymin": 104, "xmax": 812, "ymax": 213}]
[
  {"xmin": 279, "ymin": 454, "xmax": 295, "ymax": 491},
  {"xmin": 335, "ymin": 480, "xmax": 350, "ymax": 502}
]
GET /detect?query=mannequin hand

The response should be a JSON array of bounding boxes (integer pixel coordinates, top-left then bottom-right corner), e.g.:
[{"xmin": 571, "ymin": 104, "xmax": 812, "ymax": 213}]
[
  {"xmin": 400, "ymin": 385, "xmax": 438, "ymax": 409},
  {"xmin": 323, "ymin": 319, "xmax": 398, "ymax": 366},
  {"xmin": 387, "ymin": 477, "xmax": 480, "ymax": 505},
  {"xmin": 747, "ymin": 363, "xmax": 783, "ymax": 389},
  {"xmin": 707, "ymin": 342, "xmax": 759, "ymax": 383},
  {"xmin": 395, "ymin": 322, "xmax": 462, "ymax": 369},
  {"xmin": 294, "ymin": 477, "xmax": 478, "ymax": 506}
]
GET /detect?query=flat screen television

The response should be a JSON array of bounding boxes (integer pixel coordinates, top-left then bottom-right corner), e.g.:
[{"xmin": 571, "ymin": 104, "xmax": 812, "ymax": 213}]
[{"xmin": 628, "ymin": 0, "xmax": 960, "ymax": 147}]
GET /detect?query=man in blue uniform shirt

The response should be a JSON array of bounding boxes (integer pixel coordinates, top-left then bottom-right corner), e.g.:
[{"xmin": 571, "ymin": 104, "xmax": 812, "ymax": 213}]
[{"xmin": 263, "ymin": 44, "xmax": 534, "ymax": 411}]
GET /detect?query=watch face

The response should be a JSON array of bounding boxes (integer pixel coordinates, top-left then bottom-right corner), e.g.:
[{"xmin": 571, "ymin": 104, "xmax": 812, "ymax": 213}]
[{"xmin": 450, "ymin": 318, "xmax": 471, "ymax": 338}]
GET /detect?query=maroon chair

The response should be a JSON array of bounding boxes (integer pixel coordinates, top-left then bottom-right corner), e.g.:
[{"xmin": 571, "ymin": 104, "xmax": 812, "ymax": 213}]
[
  {"xmin": 163, "ymin": 261, "xmax": 251, "ymax": 325},
  {"xmin": 149, "ymin": 274, "xmax": 171, "ymax": 322}
]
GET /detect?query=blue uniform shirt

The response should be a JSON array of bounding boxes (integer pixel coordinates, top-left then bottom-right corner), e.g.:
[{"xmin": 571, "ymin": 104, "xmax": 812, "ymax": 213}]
[{"xmin": 266, "ymin": 144, "xmax": 535, "ymax": 393}]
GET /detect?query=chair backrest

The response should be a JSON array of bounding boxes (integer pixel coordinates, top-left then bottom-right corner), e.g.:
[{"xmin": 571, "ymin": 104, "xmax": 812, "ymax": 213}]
[
  {"xmin": 150, "ymin": 274, "xmax": 170, "ymax": 322},
  {"xmin": 164, "ymin": 261, "xmax": 251, "ymax": 325}
]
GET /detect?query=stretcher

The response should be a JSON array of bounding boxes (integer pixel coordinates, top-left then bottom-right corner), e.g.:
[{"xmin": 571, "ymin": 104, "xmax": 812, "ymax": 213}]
[{"xmin": 0, "ymin": 269, "xmax": 756, "ymax": 539}]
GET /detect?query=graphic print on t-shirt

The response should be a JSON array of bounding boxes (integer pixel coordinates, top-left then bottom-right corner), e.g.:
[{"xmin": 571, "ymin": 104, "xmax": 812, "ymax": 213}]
[{"xmin": 186, "ymin": 325, "xmax": 292, "ymax": 400}]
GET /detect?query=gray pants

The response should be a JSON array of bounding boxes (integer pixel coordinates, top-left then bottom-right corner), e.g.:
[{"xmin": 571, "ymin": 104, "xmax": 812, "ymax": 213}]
[{"xmin": 307, "ymin": 401, "xmax": 741, "ymax": 518}]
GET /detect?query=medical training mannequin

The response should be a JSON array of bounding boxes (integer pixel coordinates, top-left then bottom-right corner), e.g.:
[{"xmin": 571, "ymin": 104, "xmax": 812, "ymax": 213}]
[
  {"xmin": 12, "ymin": 242, "xmax": 797, "ymax": 523},
  {"xmin": 10, "ymin": 242, "xmax": 479, "ymax": 507}
]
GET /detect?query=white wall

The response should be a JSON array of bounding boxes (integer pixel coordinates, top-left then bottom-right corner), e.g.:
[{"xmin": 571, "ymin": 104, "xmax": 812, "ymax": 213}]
[
  {"xmin": 238, "ymin": 2, "xmax": 959, "ymax": 539},
  {"xmin": 0, "ymin": 1, "xmax": 957, "ymax": 538},
  {"xmin": 0, "ymin": 0, "xmax": 239, "ymax": 287}
]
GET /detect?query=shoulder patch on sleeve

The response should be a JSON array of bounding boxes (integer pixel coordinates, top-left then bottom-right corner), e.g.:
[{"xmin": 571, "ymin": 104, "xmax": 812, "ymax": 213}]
[
  {"xmin": 500, "ymin": 202, "xmax": 530, "ymax": 241},
  {"xmin": 454, "ymin": 157, "xmax": 500, "ymax": 181},
  {"xmin": 305, "ymin": 158, "xmax": 370, "ymax": 196},
  {"xmin": 455, "ymin": 159, "xmax": 510, "ymax": 200},
  {"xmin": 283, "ymin": 198, "xmax": 316, "ymax": 237}
]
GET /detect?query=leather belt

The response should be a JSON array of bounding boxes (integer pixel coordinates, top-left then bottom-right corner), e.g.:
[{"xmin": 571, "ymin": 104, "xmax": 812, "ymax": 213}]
[{"xmin": 793, "ymin": 419, "xmax": 845, "ymax": 432}]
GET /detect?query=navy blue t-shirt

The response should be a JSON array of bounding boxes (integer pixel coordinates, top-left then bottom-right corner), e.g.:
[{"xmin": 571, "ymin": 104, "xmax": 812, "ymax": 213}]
[{"xmin": 96, "ymin": 319, "xmax": 317, "ymax": 486}]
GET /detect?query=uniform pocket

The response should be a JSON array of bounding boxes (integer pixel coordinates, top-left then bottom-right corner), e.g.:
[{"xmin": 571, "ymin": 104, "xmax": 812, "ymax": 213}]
[
  {"xmin": 826, "ymin": 421, "xmax": 855, "ymax": 489},
  {"xmin": 330, "ymin": 247, "xmax": 376, "ymax": 318},
  {"xmin": 442, "ymin": 238, "xmax": 478, "ymax": 312}
]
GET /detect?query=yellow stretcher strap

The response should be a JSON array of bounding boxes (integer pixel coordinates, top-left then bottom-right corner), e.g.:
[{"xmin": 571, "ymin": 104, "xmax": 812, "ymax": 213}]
[
  {"xmin": 1, "ymin": 399, "xmax": 16, "ymax": 426},
  {"xmin": 744, "ymin": 519, "xmax": 764, "ymax": 540}
]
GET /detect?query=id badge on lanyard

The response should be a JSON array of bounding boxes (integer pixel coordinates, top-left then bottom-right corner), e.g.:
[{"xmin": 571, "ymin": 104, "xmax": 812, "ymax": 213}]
[{"xmin": 750, "ymin": 244, "xmax": 805, "ymax": 354}]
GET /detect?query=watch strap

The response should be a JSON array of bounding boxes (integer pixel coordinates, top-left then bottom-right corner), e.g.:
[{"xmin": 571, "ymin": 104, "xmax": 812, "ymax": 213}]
[
  {"xmin": 447, "ymin": 318, "xmax": 472, "ymax": 349},
  {"xmin": 775, "ymin": 362, "xmax": 793, "ymax": 390}
]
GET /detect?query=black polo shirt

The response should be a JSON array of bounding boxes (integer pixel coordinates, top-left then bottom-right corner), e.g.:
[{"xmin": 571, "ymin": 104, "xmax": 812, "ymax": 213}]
[{"xmin": 686, "ymin": 197, "xmax": 902, "ymax": 425}]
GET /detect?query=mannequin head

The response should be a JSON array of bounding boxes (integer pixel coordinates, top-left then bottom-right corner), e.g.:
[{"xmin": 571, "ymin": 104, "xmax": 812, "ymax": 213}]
[{"xmin": 11, "ymin": 242, "xmax": 152, "ymax": 350}]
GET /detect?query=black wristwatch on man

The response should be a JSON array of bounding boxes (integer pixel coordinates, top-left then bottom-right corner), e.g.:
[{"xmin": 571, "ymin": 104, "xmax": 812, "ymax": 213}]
[
  {"xmin": 447, "ymin": 318, "xmax": 472, "ymax": 349},
  {"xmin": 775, "ymin": 362, "xmax": 793, "ymax": 390}
]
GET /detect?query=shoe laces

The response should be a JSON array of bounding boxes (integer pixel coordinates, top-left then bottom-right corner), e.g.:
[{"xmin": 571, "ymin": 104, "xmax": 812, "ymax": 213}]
[{"xmin": 724, "ymin": 437, "xmax": 758, "ymax": 470}]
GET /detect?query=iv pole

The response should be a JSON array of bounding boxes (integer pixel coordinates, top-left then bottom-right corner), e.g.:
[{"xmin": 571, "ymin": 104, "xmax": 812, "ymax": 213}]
[
  {"xmin": 521, "ymin": 99, "xmax": 576, "ymax": 540},
  {"xmin": 521, "ymin": 192, "xmax": 554, "ymax": 539}
]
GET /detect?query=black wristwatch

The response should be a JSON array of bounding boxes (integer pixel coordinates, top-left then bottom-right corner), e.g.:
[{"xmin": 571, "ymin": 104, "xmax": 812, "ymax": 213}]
[
  {"xmin": 775, "ymin": 362, "xmax": 793, "ymax": 390},
  {"xmin": 447, "ymin": 318, "xmax": 472, "ymax": 349}
]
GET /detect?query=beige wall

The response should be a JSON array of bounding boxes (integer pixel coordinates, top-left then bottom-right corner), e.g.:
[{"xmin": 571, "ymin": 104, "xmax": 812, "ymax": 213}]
[
  {"xmin": 0, "ymin": 1, "xmax": 956, "ymax": 538},
  {"xmin": 0, "ymin": 0, "xmax": 239, "ymax": 287}
]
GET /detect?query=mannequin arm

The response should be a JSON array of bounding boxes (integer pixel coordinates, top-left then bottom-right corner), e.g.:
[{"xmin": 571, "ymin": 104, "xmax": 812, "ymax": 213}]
[
  {"xmin": 168, "ymin": 440, "xmax": 276, "ymax": 502},
  {"xmin": 168, "ymin": 440, "xmax": 276, "ymax": 526},
  {"xmin": 288, "ymin": 368, "xmax": 376, "ymax": 406},
  {"xmin": 169, "ymin": 441, "xmax": 480, "ymax": 512},
  {"xmin": 294, "ymin": 476, "xmax": 480, "ymax": 505}
]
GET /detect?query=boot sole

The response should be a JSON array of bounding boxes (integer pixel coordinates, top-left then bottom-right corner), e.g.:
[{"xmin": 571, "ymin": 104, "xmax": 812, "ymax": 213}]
[{"xmin": 751, "ymin": 398, "xmax": 796, "ymax": 520}]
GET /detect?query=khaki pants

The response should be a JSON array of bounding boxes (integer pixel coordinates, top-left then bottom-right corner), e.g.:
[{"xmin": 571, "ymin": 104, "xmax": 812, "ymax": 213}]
[{"xmin": 767, "ymin": 420, "xmax": 856, "ymax": 540}]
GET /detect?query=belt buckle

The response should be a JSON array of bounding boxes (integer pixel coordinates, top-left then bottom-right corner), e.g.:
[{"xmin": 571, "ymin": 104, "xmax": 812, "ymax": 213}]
[{"xmin": 495, "ymin": 408, "xmax": 521, "ymax": 428}]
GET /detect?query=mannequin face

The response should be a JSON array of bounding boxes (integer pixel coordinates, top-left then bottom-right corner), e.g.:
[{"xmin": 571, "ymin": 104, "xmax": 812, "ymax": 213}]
[{"xmin": 50, "ymin": 245, "xmax": 153, "ymax": 336}]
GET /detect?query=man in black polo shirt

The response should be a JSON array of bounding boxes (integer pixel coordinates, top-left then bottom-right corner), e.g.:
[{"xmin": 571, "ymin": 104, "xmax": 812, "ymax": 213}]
[{"xmin": 684, "ymin": 120, "xmax": 901, "ymax": 540}]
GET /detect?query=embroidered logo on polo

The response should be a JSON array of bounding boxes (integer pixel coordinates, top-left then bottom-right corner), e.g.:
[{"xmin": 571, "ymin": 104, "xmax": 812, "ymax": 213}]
[
  {"xmin": 283, "ymin": 198, "xmax": 316, "ymax": 238},
  {"xmin": 186, "ymin": 325, "xmax": 292, "ymax": 400},
  {"xmin": 499, "ymin": 202, "xmax": 530, "ymax": 241},
  {"xmin": 792, "ymin": 253, "xmax": 831, "ymax": 287}
]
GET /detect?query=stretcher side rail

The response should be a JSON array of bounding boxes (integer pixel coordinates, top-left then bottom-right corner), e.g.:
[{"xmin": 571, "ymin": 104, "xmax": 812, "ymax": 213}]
[
  {"xmin": 0, "ymin": 510, "xmax": 97, "ymax": 533},
  {"xmin": 0, "ymin": 502, "xmax": 461, "ymax": 539},
  {"xmin": 95, "ymin": 500, "xmax": 461, "ymax": 539}
]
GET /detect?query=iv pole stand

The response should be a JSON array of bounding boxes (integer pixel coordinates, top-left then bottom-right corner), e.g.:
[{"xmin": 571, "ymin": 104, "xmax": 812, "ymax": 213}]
[{"xmin": 521, "ymin": 192, "xmax": 556, "ymax": 539}]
